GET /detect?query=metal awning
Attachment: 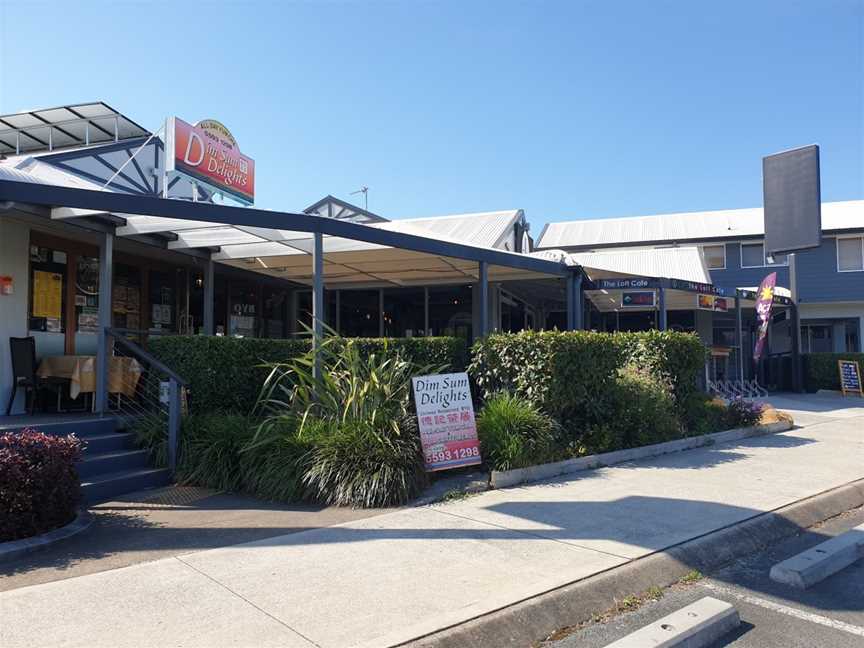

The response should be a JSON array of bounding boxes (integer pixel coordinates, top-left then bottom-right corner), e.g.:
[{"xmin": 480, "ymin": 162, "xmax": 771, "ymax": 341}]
[
  {"xmin": 0, "ymin": 102, "xmax": 149, "ymax": 155},
  {"xmin": 0, "ymin": 179, "xmax": 570, "ymax": 288}
]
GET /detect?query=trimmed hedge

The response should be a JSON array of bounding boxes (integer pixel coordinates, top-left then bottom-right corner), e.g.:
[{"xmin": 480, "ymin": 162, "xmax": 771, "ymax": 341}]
[
  {"xmin": 149, "ymin": 335, "xmax": 466, "ymax": 414},
  {"xmin": 0, "ymin": 429, "xmax": 83, "ymax": 542},
  {"xmin": 803, "ymin": 353, "xmax": 864, "ymax": 392},
  {"xmin": 470, "ymin": 330, "xmax": 708, "ymax": 453}
]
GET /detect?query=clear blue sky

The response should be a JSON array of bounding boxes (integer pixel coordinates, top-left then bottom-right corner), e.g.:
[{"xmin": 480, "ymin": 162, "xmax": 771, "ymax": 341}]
[{"xmin": 1, "ymin": 1, "xmax": 861, "ymax": 232}]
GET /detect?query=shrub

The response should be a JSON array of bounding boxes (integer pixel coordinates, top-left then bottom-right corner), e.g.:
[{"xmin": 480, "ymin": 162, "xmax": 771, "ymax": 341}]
[
  {"xmin": 177, "ymin": 414, "xmax": 256, "ymax": 491},
  {"xmin": 476, "ymin": 393, "xmax": 562, "ymax": 471},
  {"xmin": 470, "ymin": 330, "xmax": 706, "ymax": 445},
  {"xmin": 681, "ymin": 393, "xmax": 728, "ymax": 436},
  {"xmin": 255, "ymin": 337, "xmax": 432, "ymax": 507},
  {"xmin": 239, "ymin": 418, "xmax": 316, "ymax": 502},
  {"xmin": 149, "ymin": 335, "xmax": 466, "ymax": 415},
  {"xmin": 803, "ymin": 353, "xmax": 864, "ymax": 392},
  {"xmin": 603, "ymin": 365, "xmax": 681, "ymax": 450},
  {"xmin": 302, "ymin": 416, "xmax": 427, "ymax": 508},
  {"xmin": 725, "ymin": 398, "xmax": 765, "ymax": 429},
  {"xmin": 470, "ymin": 330, "xmax": 623, "ymax": 439},
  {"xmin": 0, "ymin": 429, "xmax": 83, "ymax": 542},
  {"xmin": 614, "ymin": 330, "xmax": 708, "ymax": 415}
]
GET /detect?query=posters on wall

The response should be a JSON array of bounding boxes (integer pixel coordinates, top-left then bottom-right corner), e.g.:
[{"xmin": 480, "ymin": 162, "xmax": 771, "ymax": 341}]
[
  {"xmin": 411, "ymin": 372, "xmax": 482, "ymax": 471},
  {"xmin": 32, "ymin": 270, "xmax": 63, "ymax": 319}
]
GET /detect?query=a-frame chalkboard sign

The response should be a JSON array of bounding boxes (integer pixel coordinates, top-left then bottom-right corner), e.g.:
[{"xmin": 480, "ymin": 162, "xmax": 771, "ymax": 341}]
[{"xmin": 838, "ymin": 360, "xmax": 863, "ymax": 397}]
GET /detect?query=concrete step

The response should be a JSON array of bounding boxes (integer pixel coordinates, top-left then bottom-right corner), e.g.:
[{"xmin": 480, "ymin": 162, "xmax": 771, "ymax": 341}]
[
  {"xmin": 77, "ymin": 448, "xmax": 151, "ymax": 479},
  {"xmin": 81, "ymin": 431, "xmax": 138, "ymax": 454},
  {"xmin": 82, "ymin": 468, "xmax": 172, "ymax": 504},
  {"xmin": 0, "ymin": 417, "xmax": 117, "ymax": 438}
]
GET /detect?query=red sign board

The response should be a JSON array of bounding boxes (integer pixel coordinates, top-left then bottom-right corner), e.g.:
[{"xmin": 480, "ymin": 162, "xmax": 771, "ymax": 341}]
[{"xmin": 167, "ymin": 117, "xmax": 255, "ymax": 203}]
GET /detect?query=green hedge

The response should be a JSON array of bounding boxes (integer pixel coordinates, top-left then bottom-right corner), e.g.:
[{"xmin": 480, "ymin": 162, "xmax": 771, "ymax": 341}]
[
  {"xmin": 470, "ymin": 330, "xmax": 708, "ymax": 452},
  {"xmin": 149, "ymin": 335, "xmax": 466, "ymax": 414},
  {"xmin": 803, "ymin": 353, "xmax": 864, "ymax": 391}
]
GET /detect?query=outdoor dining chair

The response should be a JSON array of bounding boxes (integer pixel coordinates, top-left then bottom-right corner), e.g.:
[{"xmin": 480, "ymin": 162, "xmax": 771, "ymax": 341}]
[{"xmin": 5, "ymin": 336, "xmax": 67, "ymax": 415}]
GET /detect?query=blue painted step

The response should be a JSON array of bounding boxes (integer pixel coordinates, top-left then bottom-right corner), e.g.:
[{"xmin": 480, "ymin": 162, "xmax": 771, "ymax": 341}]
[
  {"xmin": 1, "ymin": 414, "xmax": 173, "ymax": 504},
  {"xmin": 82, "ymin": 468, "xmax": 172, "ymax": 503}
]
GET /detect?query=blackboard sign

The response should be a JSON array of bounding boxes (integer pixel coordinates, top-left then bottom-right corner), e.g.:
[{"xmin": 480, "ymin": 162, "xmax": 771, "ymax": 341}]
[{"xmin": 838, "ymin": 360, "xmax": 863, "ymax": 397}]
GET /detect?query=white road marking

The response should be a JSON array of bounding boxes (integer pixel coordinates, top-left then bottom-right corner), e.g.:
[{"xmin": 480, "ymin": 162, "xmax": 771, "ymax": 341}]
[{"xmin": 702, "ymin": 581, "xmax": 864, "ymax": 638}]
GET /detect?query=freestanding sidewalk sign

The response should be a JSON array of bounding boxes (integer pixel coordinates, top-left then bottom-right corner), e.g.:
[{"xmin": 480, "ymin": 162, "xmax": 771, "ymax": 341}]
[{"xmin": 838, "ymin": 360, "xmax": 863, "ymax": 397}]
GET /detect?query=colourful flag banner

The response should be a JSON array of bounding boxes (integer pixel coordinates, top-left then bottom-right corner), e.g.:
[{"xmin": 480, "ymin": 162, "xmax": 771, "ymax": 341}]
[{"xmin": 753, "ymin": 272, "xmax": 777, "ymax": 361}]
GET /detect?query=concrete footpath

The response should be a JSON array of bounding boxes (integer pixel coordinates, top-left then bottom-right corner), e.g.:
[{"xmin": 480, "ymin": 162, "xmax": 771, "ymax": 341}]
[{"xmin": 1, "ymin": 393, "xmax": 863, "ymax": 648}]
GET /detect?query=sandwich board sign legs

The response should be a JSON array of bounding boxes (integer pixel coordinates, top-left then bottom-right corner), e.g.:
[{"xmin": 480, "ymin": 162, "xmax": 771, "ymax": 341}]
[{"xmin": 412, "ymin": 372, "xmax": 482, "ymax": 471}]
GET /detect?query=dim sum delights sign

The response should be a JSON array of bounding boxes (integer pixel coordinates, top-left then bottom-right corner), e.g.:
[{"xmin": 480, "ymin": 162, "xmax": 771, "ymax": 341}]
[
  {"xmin": 412, "ymin": 372, "xmax": 482, "ymax": 472},
  {"xmin": 166, "ymin": 117, "xmax": 255, "ymax": 204}
]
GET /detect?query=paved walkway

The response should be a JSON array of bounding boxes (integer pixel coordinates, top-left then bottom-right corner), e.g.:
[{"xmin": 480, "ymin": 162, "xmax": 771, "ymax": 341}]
[{"xmin": 1, "ymin": 393, "xmax": 862, "ymax": 648}]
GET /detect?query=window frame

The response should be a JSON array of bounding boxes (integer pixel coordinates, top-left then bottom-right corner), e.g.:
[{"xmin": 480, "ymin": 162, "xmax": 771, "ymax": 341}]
[
  {"xmin": 836, "ymin": 235, "xmax": 864, "ymax": 273},
  {"xmin": 700, "ymin": 244, "xmax": 727, "ymax": 270},
  {"xmin": 739, "ymin": 241, "xmax": 789, "ymax": 268}
]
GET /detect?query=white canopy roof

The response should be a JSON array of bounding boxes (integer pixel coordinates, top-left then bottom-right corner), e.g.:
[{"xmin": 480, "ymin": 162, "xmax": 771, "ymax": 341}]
[{"xmin": 538, "ymin": 200, "xmax": 864, "ymax": 249}]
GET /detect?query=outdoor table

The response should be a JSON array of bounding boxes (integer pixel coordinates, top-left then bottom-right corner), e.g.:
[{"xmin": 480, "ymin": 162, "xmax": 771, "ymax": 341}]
[{"xmin": 37, "ymin": 355, "xmax": 142, "ymax": 400}]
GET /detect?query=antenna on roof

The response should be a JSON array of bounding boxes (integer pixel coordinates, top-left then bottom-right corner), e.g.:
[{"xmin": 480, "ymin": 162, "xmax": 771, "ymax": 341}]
[{"xmin": 350, "ymin": 186, "xmax": 369, "ymax": 210}]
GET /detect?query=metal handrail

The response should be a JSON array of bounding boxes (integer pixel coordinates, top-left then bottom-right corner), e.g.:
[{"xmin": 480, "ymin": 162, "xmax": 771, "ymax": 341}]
[
  {"xmin": 106, "ymin": 327, "xmax": 187, "ymax": 386},
  {"xmin": 103, "ymin": 327, "xmax": 185, "ymax": 471}
]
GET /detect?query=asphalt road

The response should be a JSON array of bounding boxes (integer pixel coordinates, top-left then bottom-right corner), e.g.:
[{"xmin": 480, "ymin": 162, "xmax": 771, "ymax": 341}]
[{"xmin": 548, "ymin": 505, "xmax": 864, "ymax": 648}]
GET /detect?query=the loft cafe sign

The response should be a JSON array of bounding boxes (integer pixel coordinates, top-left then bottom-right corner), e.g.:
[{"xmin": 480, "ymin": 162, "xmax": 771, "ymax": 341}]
[{"xmin": 166, "ymin": 117, "xmax": 255, "ymax": 204}]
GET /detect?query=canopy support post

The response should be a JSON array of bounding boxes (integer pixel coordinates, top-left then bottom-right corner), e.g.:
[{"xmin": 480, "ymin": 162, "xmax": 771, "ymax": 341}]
[
  {"xmin": 312, "ymin": 231, "xmax": 324, "ymax": 380},
  {"xmin": 203, "ymin": 258, "xmax": 215, "ymax": 335},
  {"xmin": 379, "ymin": 288, "xmax": 385, "ymax": 337},
  {"xmin": 479, "ymin": 261, "xmax": 489, "ymax": 337},
  {"xmin": 424, "ymin": 287, "xmax": 429, "ymax": 335},
  {"xmin": 735, "ymin": 295, "xmax": 744, "ymax": 383},
  {"xmin": 658, "ymin": 287, "xmax": 667, "ymax": 331},
  {"xmin": 95, "ymin": 232, "xmax": 114, "ymax": 415}
]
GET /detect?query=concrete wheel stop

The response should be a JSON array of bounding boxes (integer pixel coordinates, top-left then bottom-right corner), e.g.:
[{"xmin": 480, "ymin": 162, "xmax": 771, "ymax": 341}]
[
  {"xmin": 604, "ymin": 596, "xmax": 740, "ymax": 648},
  {"xmin": 769, "ymin": 522, "xmax": 864, "ymax": 589}
]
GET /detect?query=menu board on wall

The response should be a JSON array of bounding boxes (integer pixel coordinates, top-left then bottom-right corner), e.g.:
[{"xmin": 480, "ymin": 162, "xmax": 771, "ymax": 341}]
[{"xmin": 32, "ymin": 270, "xmax": 63, "ymax": 319}]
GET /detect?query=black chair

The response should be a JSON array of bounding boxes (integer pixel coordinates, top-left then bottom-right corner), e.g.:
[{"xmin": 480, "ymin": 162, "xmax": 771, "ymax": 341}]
[{"xmin": 5, "ymin": 337, "xmax": 67, "ymax": 415}]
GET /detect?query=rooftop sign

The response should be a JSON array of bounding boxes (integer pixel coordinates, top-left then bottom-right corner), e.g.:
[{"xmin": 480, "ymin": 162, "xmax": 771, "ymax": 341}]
[{"xmin": 166, "ymin": 117, "xmax": 255, "ymax": 204}]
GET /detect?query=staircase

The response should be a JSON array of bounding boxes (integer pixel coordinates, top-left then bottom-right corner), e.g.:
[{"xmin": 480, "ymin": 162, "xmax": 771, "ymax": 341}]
[{"xmin": 0, "ymin": 416, "xmax": 172, "ymax": 503}]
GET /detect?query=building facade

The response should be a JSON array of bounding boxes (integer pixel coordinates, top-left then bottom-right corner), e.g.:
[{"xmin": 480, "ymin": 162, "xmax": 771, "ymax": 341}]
[{"xmin": 537, "ymin": 202, "xmax": 864, "ymax": 354}]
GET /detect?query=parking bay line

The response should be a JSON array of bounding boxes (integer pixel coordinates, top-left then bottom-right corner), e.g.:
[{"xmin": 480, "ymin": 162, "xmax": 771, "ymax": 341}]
[{"xmin": 701, "ymin": 581, "xmax": 864, "ymax": 638}]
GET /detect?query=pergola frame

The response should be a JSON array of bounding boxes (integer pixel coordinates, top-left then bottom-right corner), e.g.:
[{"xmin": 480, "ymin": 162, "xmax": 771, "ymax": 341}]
[{"xmin": 0, "ymin": 178, "xmax": 577, "ymax": 396}]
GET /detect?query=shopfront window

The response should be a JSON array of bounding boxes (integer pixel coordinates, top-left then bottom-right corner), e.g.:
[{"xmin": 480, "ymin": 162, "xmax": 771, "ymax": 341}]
[
  {"xmin": 28, "ymin": 245, "xmax": 67, "ymax": 335},
  {"xmin": 339, "ymin": 289, "xmax": 380, "ymax": 337},
  {"xmin": 383, "ymin": 288, "xmax": 425, "ymax": 337},
  {"xmin": 261, "ymin": 286, "xmax": 288, "ymax": 338},
  {"xmin": 113, "ymin": 264, "xmax": 143, "ymax": 332},
  {"xmin": 228, "ymin": 282, "xmax": 258, "ymax": 337},
  {"xmin": 428, "ymin": 286, "xmax": 472, "ymax": 340},
  {"xmin": 75, "ymin": 256, "xmax": 100, "ymax": 333},
  {"xmin": 149, "ymin": 269, "xmax": 176, "ymax": 333}
]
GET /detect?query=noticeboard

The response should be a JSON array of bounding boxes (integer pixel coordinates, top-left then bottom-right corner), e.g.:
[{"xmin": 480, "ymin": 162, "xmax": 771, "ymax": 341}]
[
  {"xmin": 838, "ymin": 360, "xmax": 863, "ymax": 397},
  {"xmin": 411, "ymin": 372, "xmax": 481, "ymax": 471}
]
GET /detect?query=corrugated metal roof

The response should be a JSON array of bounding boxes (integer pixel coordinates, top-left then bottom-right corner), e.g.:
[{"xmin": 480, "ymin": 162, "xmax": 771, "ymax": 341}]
[
  {"xmin": 537, "ymin": 200, "xmax": 864, "ymax": 249},
  {"xmin": 382, "ymin": 210, "xmax": 522, "ymax": 250},
  {"xmin": 532, "ymin": 246, "xmax": 712, "ymax": 283}
]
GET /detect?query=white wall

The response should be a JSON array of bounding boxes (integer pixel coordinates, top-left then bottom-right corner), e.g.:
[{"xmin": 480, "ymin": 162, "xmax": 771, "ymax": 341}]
[{"xmin": 0, "ymin": 216, "xmax": 31, "ymax": 415}]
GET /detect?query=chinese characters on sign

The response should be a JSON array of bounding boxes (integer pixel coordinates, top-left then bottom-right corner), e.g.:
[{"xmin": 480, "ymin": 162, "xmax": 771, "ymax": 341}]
[
  {"xmin": 411, "ymin": 372, "xmax": 482, "ymax": 472},
  {"xmin": 753, "ymin": 272, "xmax": 777, "ymax": 361}
]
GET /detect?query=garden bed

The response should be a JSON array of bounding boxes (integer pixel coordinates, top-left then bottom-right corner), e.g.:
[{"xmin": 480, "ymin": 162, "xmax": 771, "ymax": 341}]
[{"xmin": 490, "ymin": 419, "xmax": 794, "ymax": 489}]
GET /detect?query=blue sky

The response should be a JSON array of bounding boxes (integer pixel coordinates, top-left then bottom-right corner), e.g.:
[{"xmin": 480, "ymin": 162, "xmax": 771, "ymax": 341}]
[{"xmin": 1, "ymin": 1, "xmax": 861, "ymax": 232}]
